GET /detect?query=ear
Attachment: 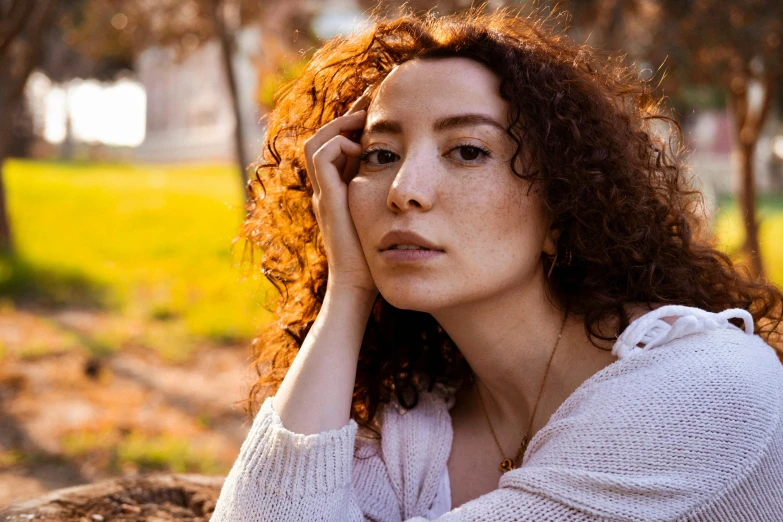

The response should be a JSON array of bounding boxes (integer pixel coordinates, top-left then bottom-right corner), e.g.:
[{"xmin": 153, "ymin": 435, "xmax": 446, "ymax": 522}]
[{"xmin": 542, "ymin": 223, "xmax": 561, "ymax": 256}]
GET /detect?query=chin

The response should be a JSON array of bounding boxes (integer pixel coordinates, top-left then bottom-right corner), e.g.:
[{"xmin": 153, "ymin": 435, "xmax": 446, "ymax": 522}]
[
  {"xmin": 376, "ymin": 279, "xmax": 453, "ymax": 313},
  {"xmin": 380, "ymin": 293, "xmax": 432, "ymax": 312}
]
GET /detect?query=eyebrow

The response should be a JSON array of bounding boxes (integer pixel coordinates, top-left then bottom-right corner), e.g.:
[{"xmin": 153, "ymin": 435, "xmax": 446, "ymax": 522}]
[{"xmin": 364, "ymin": 113, "xmax": 505, "ymax": 135}]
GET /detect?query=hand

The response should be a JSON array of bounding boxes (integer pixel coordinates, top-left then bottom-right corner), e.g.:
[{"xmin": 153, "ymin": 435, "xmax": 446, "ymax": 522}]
[{"xmin": 304, "ymin": 97, "xmax": 377, "ymax": 297}]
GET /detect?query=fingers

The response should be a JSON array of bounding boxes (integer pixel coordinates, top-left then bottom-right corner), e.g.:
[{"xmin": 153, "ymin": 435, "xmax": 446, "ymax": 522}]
[
  {"xmin": 305, "ymin": 110, "xmax": 366, "ymax": 160},
  {"xmin": 340, "ymin": 94, "xmax": 371, "ymax": 141},
  {"xmin": 304, "ymin": 110, "xmax": 366, "ymax": 195},
  {"xmin": 346, "ymin": 92, "xmax": 371, "ymax": 115},
  {"xmin": 310, "ymin": 135, "xmax": 363, "ymax": 198}
]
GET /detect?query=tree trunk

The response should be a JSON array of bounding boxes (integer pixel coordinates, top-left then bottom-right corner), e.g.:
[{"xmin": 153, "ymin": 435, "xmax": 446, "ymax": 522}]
[
  {"xmin": 727, "ymin": 73, "xmax": 774, "ymax": 278},
  {"xmin": 0, "ymin": 1, "xmax": 34, "ymax": 57},
  {"xmin": 738, "ymin": 141, "xmax": 763, "ymax": 277},
  {"xmin": 213, "ymin": 0, "xmax": 250, "ymax": 195},
  {"xmin": 0, "ymin": 0, "xmax": 61, "ymax": 255},
  {"xmin": 0, "ymin": 80, "xmax": 21, "ymax": 254},
  {"xmin": 0, "ymin": 127, "xmax": 13, "ymax": 255},
  {"xmin": 0, "ymin": 473, "xmax": 224, "ymax": 521}
]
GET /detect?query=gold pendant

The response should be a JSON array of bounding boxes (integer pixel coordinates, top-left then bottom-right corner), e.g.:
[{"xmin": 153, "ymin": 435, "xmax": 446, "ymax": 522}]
[{"xmin": 500, "ymin": 458, "xmax": 515, "ymax": 473}]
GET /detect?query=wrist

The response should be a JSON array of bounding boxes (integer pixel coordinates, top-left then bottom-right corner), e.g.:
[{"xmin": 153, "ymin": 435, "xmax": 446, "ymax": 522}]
[{"xmin": 325, "ymin": 282, "xmax": 378, "ymax": 309}]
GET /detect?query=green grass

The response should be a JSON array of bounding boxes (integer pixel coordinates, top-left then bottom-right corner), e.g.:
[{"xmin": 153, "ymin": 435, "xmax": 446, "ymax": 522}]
[
  {"xmin": 61, "ymin": 428, "xmax": 225, "ymax": 475},
  {"xmin": 115, "ymin": 430, "xmax": 223, "ymax": 474},
  {"xmin": 0, "ymin": 254, "xmax": 111, "ymax": 309},
  {"xmin": 713, "ymin": 194, "xmax": 783, "ymax": 286},
  {"xmin": 0, "ymin": 448, "xmax": 25, "ymax": 469},
  {"xmin": 1, "ymin": 159, "xmax": 780, "ymax": 359},
  {"xmin": 2, "ymin": 159, "xmax": 272, "ymax": 353}
]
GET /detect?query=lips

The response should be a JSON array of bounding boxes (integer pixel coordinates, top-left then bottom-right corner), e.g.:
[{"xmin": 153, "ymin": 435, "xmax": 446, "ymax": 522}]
[{"xmin": 378, "ymin": 230, "xmax": 443, "ymax": 252}]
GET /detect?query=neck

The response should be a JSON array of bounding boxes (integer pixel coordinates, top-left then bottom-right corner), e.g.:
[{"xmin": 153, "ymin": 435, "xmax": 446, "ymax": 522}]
[{"xmin": 432, "ymin": 271, "xmax": 614, "ymax": 451}]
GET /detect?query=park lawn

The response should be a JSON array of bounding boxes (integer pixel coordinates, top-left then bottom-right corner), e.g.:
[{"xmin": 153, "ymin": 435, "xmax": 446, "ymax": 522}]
[
  {"xmin": 0, "ymin": 159, "xmax": 780, "ymax": 361},
  {"xmin": 713, "ymin": 194, "xmax": 783, "ymax": 287},
  {"xmin": 1, "ymin": 159, "xmax": 273, "ymax": 360}
]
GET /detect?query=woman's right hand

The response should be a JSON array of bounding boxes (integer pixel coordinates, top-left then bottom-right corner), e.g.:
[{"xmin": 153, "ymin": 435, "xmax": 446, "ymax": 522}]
[
  {"xmin": 303, "ymin": 100, "xmax": 377, "ymax": 297},
  {"xmin": 273, "ymin": 101, "xmax": 379, "ymax": 434}
]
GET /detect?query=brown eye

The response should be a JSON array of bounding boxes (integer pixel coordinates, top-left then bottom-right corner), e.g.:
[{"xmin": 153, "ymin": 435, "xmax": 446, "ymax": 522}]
[
  {"xmin": 459, "ymin": 146, "xmax": 483, "ymax": 161},
  {"xmin": 360, "ymin": 148, "xmax": 400, "ymax": 166},
  {"xmin": 445, "ymin": 143, "xmax": 491, "ymax": 163},
  {"xmin": 377, "ymin": 150, "xmax": 398, "ymax": 164}
]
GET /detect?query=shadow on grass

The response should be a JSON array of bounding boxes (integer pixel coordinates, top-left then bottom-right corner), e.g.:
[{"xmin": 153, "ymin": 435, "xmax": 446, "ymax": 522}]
[
  {"xmin": 716, "ymin": 193, "xmax": 783, "ymax": 212},
  {"xmin": 0, "ymin": 255, "xmax": 111, "ymax": 310},
  {"xmin": 0, "ymin": 379, "xmax": 89, "ymax": 498}
]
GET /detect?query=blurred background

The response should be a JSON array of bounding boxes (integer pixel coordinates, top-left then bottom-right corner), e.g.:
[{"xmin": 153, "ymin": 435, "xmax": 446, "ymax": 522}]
[{"xmin": 0, "ymin": 0, "xmax": 781, "ymax": 508}]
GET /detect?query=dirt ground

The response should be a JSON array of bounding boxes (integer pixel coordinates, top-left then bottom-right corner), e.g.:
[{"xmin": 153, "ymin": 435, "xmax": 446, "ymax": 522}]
[
  {"xmin": 0, "ymin": 474, "xmax": 223, "ymax": 521},
  {"xmin": 0, "ymin": 307, "xmax": 257, "ymax": 510}
]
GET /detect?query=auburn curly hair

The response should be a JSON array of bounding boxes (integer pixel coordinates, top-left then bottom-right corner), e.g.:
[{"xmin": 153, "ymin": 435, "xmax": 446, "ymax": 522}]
[{"xmin": 240, "ymin": 8, "xmax": 783, "ymax": 432}]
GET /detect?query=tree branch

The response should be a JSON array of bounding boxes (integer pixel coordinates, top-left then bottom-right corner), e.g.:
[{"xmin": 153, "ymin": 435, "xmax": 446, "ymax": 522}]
[
  {"xmin": 212, "ymin": 0, "xmax": 250, "ymax": 189},
  {"xmin": 0, "ymin": 0, "xmax": 34, "ymax": 58},
  {"xmin": 728, "ymin": 77, "xmax": 749, "ymax": 145},
  {"xmin": 7, "ymin": 0, "xmax": 60, "ymax": 103},
  {"xmin": 749, "ymin": 72, "xmax": 775, "ymax": 142}
]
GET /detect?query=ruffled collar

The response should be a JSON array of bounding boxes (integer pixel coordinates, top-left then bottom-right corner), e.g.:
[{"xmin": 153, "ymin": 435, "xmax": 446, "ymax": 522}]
[{"xmin": 612, "ymin": 305, "xmax": 754, "ymax": 359}]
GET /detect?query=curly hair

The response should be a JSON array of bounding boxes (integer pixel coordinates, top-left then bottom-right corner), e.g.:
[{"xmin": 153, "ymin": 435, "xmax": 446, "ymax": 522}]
[{"xmin": 240, "ymin": 8, "xmax": 783, "ymax": 432}]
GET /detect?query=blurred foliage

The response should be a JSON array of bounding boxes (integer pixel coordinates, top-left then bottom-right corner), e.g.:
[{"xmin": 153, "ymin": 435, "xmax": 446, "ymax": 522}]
[
  {"xmin": 254, "ymin": 2, "xmax": 321, "ymax": 112},
  {"xmin": 61, "ymin": 0, "xmax": 264, "ymax": 65},
  {"xmin": 652, "ymin": 0, "xmax": 783, "ymax": 88},
  {"xmin": 257, "ymin": 53, "xmax": 310, "ymax": 110},
  {"xmin": 61, "ymin": 427, "xmax": 225, "ymax": 474},
  {"xmin": 650, "ymin": 0, "xmax": 782, "ymax": 277},
  {"xmin": 2, "ymin": 159, "xmax": 273, "ymax": 353},
  {"xmin": 713, "ymin": 194, "xmax": 783, "ymax": 286},
  {"xmin": 673, "ymin": 85, "xmax": 727, "ymax": 115},
  {"xmin": 0, "ymin": 448, "xmax": 24, "ymax": 469},
  {"xmin": 115, "ymin": 430, "xmax": 223, "ymax": 474},
  {"xmin": 18, "ymin": 338, "xmax": 75, "ymax": 360}
]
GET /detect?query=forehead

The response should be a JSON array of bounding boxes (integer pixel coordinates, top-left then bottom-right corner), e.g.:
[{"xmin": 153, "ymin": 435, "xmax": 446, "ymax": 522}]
[{"xmin": 367, "ymin": 57, "xmax": 506, "ymax": 124}]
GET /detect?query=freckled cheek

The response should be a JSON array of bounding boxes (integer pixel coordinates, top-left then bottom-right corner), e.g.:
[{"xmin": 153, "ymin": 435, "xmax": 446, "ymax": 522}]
[
  {"xmin": 460, "ymin": 196, "xmax": 541, "ymax": 278},
  {"xmin": 348, "ymin": 180, "xmax": 386, "ymax": 245},
  {"xmin": 448, "ymin": 185, "xmax": 539, "ymax": 262}
]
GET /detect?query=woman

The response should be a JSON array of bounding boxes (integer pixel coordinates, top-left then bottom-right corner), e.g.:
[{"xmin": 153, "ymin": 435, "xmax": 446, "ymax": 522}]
[{"xmin": 211, "ymin": 8, "xmax": 783, "ymax": 521}]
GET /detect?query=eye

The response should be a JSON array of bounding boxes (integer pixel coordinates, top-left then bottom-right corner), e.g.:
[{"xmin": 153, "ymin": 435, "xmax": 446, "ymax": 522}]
[
  {"xmin": 448, "ymin": 144, "xmax": 491, "ymax": 162},
  {"xmin": 360, "ymin": 148, "xmax": 400, "ymax": 165},
  {"xmin": 458, "ymin": 146, "xmax": 482, "ymax": 161}
]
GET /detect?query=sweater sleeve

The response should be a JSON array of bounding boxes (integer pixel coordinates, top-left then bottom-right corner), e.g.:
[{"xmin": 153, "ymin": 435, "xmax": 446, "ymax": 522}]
[
  {"xmin": 210, "ymin": 396, "xmax": 378, "ymax": 522},
  {"xmin": 211, "ymin": 381, "xmax": 459, "ymax": 522}
]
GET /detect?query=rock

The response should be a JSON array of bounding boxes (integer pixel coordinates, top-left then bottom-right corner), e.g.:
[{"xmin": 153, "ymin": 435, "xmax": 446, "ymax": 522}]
[{"xmin": 0, "ymin": 474, "xmax": 224, "ymax": 522}]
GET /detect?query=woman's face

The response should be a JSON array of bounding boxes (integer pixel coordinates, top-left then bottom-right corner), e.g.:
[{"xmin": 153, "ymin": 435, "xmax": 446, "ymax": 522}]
[{"xmin": 348, "ymin": 57, "xmax": 556, "ymax": 312}]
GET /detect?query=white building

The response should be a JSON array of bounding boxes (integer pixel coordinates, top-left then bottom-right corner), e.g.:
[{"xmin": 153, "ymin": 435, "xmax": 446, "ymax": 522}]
[{"xmin": 134, "ymin": 26, "xmax": 265, "ymax": 163}]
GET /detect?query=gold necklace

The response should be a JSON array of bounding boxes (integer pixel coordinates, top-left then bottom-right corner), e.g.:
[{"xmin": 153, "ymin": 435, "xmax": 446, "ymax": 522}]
[{"xmin": 474, "ymin": 311, "xmax": 568, "ymax": 473}]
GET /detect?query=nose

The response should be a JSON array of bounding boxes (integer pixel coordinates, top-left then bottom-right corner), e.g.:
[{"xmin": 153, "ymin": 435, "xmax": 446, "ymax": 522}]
[{"xmin": 386, "ymin": 149, "xmax": 435, "ymax": 213}]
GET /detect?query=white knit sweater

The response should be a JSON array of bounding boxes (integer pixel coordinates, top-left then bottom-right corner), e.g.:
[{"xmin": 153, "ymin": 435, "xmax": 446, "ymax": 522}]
[{"xmin": 211, "ymin": 305, "xmax": 783, "ymax": 521}]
